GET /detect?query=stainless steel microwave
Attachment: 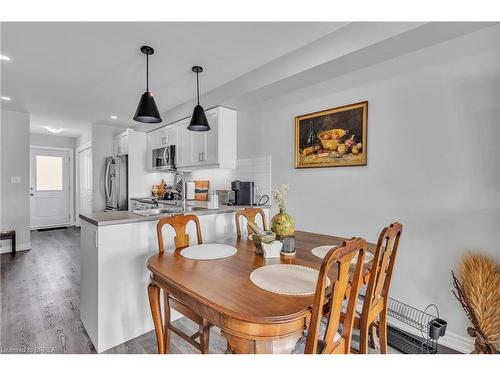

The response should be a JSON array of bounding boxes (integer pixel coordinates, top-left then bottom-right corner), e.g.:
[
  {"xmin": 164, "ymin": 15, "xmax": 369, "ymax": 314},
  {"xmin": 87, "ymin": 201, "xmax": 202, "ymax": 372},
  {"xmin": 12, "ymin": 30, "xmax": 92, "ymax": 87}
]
[{"xmin": 151, "ymin": 144, "xmax": 176, "ymax": 171}]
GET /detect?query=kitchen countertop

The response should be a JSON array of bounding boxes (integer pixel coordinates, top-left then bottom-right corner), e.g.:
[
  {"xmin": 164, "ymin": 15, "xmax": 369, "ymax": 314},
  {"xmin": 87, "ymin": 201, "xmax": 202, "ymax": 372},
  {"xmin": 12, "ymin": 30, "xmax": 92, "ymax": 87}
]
[{"xmin": 79, "ymin": 201, "xmax": 270, "ymax": 226}]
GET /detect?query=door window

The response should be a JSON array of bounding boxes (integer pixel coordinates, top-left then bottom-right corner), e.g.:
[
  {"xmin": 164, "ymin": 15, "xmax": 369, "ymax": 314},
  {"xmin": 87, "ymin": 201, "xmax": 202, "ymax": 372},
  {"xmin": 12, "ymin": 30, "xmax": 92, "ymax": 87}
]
[{"xmin": 36, "ymin": 155, "xmax": 63, "ymax": 191}]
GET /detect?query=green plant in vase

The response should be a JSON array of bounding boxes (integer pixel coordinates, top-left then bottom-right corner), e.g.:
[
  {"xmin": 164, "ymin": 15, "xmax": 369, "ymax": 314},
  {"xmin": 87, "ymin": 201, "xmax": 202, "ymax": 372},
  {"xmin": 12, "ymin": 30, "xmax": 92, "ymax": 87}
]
[{"xmin": 271, "ymin": 184, "xmax": 295, "ymax": 236}]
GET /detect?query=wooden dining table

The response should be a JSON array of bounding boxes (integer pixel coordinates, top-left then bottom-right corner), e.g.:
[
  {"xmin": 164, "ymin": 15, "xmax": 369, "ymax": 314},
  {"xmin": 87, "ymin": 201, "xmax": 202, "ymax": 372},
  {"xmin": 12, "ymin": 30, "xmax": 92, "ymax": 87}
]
[{"xmin": 146, "ymin": 230, "xmax": 377, "ymax": 354}]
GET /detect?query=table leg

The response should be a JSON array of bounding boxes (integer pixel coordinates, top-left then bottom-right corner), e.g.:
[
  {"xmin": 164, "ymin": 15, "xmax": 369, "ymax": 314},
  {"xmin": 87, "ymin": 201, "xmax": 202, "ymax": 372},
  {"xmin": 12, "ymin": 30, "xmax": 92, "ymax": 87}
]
[
  {"xmin": 163, "ymin": 291, "xmax": 171, "ymax": 354},
  {"xmin": 148, "ymin": 282, "xmax": 165, "ymax": 354},
  {"xmin": 198, "ymin": 319, "xmax": 210, "ymax": 354}
]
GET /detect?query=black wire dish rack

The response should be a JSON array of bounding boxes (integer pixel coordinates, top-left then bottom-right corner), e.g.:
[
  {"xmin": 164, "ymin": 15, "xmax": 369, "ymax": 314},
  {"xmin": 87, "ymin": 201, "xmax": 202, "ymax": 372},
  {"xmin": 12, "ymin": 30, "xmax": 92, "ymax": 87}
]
[{"xmin": 386, "ymin": 298, "xmax": 448, "ymax": 354}]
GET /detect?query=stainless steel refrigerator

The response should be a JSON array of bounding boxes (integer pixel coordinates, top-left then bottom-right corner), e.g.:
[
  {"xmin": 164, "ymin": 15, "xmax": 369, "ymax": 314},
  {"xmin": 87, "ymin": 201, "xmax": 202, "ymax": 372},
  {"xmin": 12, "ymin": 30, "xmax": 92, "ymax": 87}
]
[{"xmin": 104, "ymin": 155, "xmax": 128, "ymax": 211}]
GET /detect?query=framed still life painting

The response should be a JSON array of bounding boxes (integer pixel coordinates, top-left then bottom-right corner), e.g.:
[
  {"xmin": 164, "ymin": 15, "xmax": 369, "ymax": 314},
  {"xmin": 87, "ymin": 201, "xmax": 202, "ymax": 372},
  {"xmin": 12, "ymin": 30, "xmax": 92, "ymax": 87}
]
[{"xmin": 294, "ymin": 101, "xmax": 368, "ymax": 168}]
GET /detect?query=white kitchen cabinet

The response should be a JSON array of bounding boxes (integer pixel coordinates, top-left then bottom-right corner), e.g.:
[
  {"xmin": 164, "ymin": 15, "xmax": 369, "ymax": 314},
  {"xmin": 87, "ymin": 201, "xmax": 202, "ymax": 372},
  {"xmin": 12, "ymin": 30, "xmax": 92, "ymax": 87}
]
[
  {"xmin": 204, "ymin": 110, "xmax": 219, "ymax": 165},
  {"xmin": 146, "ymin": 106, "xmax": 236, "ymax": 171},
  {"xmin": 176, "ymin": 118, "xmax": 191, "ymax": 169},
  {"xmin": 114, "ymin": 130, "xmax": 129, "ymax": 155},
  {"xmin": 190, "ymin": 129, "xmax": 206, "ymax": 164},
  {"xmin": 146, "ymin": 125, "xmax": 178, "ymax": 171},
  {"xmin": 178, "ymin": 106, "xmax": 236, "ymax": 170},
  {"xmin": 147, "ymin": 127, "xmax": 167, "ymax": 151},
  {"xmin": 189, "ymin": 110, "xmax": 218, "ymax": 166}
]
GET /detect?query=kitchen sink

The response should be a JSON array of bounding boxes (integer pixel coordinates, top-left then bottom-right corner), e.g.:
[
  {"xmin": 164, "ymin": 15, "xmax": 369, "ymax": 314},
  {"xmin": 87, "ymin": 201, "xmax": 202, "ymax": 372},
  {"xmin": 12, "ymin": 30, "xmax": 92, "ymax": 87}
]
[
  {"xmin": 132, "ymin": 206, "xmax": 206, "ymax": 216},
  {"xmin": 131, "ymin": 208, "xmax": 173, "ymax": 216},
  {"xmin": 184, "ymin": 206, "xmax": 205, "ymax": 211}
]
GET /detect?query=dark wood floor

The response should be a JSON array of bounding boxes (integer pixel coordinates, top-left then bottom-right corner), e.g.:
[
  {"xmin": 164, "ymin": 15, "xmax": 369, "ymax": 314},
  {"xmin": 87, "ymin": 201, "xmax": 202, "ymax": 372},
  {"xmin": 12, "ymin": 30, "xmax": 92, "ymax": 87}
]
[
  {"xmin": 1, "ymin": 227, "xmax": 94, "ymax": 353},
  {"xmin": 1, "ymin": 227, "xmax": 457, "ymax": 354},
  {"xmin": 0, "ymin": 227, "xmax": 229, "ymax": 354}
]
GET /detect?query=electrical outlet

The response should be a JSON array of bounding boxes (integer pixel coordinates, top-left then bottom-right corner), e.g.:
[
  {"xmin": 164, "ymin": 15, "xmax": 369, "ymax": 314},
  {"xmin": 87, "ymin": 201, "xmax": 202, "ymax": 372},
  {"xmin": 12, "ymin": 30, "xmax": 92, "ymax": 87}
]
[{"xmin": 10, "ymin": 176, "xmax": 21, "ymax": 184}]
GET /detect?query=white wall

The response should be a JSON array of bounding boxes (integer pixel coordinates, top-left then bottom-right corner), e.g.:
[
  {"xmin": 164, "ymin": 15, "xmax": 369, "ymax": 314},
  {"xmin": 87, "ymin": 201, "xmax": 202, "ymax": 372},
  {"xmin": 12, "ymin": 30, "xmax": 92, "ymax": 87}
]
[
  {"xmin": 76, "ymin": 128, "xmax": 92, "ymax": 149},
  {"xmin": 1, "ymin": 110, "xmax": 31, "ymax": 252},
  {"xmin": 236, "ymin": 26, "xmax": 500, "ymax": 351},
  {"xmin": 30, "ymin": 133, "xmax": 76, "ymax": 149}
]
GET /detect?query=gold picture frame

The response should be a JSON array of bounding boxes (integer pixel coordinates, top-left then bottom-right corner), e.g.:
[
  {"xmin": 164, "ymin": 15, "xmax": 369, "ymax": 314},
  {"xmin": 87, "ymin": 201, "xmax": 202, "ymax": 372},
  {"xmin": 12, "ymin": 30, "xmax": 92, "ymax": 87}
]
[{"xmin": 294, "ymin": 101, "xmax": 368, "ymax": 169}]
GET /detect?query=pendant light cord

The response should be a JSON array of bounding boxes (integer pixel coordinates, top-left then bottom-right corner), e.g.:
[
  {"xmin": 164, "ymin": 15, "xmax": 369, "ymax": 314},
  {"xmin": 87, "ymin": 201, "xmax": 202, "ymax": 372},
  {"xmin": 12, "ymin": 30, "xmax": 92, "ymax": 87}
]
[
  {"xmin": 146, "ymin": 53, "xmax": 149, "ymax": 92},
  {"xmin": 196, "ymin": 71, "xmax": 200, "ymax": 105}
]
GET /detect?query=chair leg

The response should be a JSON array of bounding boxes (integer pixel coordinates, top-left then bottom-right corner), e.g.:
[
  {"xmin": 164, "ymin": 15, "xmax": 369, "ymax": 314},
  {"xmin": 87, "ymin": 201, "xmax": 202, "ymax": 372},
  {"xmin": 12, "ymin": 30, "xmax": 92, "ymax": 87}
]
[
  {"xmin": 359, "ymin": 321, "xmax": 369, "ymax": 354},
  {"xmin": 163, "ymin": 291, "xmax": 171, "ymax": 354},
  {"xmin": 199, "ymin": 319, "xmax": 210, "ymax": 354},
  {"xmin": 379, "ymin": 310, "xmax": 388, "ymax": 354},
  {"xmin": 370, "ymin": 323, "xmax": 380, "ymax": 351},
  {"xmin": 148, "ymin": 283, "xmax": 165, "ymax": 354}
]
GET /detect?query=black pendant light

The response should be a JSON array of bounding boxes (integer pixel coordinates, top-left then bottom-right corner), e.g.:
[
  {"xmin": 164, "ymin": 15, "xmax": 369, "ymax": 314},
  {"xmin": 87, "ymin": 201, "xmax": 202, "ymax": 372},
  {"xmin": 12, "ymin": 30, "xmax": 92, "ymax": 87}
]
[
  {"xmin": 133, "ymin": 46, "xmax": 162, "ymax": 123},
  {"xmin": 188, "ymin": 66, "xmax": 210, "ymax": 131}
]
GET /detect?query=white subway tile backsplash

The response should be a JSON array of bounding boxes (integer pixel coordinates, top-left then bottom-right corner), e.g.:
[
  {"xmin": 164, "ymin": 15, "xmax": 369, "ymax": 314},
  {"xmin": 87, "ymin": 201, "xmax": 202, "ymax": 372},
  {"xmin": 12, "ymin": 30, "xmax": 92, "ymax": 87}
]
[{"xmin": 189, "ymin": 156, "xmax": 272, "ymax": 200}]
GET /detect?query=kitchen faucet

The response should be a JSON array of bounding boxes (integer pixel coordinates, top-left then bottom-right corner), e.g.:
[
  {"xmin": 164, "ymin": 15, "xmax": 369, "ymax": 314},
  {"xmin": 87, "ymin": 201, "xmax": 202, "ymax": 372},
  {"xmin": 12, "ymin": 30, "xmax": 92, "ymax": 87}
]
[
  {"xmin": 172, "ymin": 171, "xmax": 186, "ymax": 212},
  {"xmin": 151, "ymin": 197, "xmax": 159, "ymax": 208}
]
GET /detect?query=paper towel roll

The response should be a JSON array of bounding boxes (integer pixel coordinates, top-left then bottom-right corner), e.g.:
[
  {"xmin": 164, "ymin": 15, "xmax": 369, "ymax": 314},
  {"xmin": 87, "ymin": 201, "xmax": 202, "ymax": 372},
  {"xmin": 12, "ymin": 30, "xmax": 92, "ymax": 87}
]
[{"xmin": 186, "ymin": 181, "xmax": 195, "ymax": 200}]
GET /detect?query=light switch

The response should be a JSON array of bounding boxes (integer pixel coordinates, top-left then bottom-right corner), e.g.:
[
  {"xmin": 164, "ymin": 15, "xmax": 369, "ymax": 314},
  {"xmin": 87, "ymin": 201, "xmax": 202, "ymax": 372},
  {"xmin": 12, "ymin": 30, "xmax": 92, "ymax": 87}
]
[{"xmin": 10, "ymin": 176, "xmax": 21, "ymax": 184}]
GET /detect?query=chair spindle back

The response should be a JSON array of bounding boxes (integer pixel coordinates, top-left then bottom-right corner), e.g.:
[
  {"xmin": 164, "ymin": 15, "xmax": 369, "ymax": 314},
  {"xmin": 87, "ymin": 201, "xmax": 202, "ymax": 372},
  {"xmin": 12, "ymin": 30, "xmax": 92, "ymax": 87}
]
[
  {"xmin": 235, "ymin": 208, "xmax": 269, "ymax": 239},
  {"xmin": 305, "ymin": 238, "xmax": 366, "ymax": 354},
  {"xmin": 156, "ymin": 214, "xmax": 203, "ymax": 252}
]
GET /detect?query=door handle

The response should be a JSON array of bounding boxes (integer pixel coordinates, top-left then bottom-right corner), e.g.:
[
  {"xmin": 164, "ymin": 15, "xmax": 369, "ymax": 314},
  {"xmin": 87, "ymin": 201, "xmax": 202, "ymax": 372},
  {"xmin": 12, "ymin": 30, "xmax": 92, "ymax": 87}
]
[
  {"xmin": 105, "ymin": 162, "xmax": 112, "ymax": 201},
  {"xmin": 30, "ymin": 193, "xmax": 34, "ymax": 196},
  {"xmin": 163, "ymin": 146, "xmax": 169, "ymax": 166}
]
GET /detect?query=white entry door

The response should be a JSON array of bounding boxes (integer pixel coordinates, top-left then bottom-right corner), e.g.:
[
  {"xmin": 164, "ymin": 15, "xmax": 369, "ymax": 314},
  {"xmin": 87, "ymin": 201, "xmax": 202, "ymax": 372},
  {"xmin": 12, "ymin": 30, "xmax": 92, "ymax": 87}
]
[{"xmin": 30, "ymin": 148, "xmax": 71, "ymax": 228}]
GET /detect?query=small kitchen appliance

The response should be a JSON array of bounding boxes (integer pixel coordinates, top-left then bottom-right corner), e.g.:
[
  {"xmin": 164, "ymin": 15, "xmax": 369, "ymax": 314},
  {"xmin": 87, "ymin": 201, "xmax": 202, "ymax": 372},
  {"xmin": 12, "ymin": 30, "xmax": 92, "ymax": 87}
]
[
  {"xmin": 151, "ymin": 144, "xmax": 176, "ymax": 171},
  {"xmin": 231, "ymin": 180, "xmax": 255, "ymax": 205}
]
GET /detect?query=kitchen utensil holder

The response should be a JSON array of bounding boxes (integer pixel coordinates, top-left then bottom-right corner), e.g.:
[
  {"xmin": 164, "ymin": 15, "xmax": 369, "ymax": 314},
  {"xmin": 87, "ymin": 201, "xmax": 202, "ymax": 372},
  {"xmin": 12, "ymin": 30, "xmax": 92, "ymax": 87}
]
[{"xmin": 385, "ymin": 298, "xmax": 447, "ymax": 354}]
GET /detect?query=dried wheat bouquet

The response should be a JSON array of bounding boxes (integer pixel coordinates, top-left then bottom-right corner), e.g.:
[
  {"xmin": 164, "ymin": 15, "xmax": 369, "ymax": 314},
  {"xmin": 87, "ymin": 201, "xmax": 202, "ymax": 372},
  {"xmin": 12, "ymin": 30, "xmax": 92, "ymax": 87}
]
[{"xmin": 459, "ymin": 253, "xmax": 500, "ymax": 344}]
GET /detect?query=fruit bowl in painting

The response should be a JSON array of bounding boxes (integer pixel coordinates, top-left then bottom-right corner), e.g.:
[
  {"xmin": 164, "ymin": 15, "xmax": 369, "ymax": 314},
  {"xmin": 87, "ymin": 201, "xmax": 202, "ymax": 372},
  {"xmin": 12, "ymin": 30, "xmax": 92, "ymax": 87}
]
[{"xmin": 318, "ymin": 128, "xmax": 349, "ymax": 151}]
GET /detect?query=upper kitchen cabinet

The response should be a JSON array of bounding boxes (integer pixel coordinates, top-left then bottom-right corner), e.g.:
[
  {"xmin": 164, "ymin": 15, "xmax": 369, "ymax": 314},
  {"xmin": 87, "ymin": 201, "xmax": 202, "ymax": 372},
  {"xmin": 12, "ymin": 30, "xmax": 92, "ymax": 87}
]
[
  {"xmin": 148, "ymin": 126, "xmax": 168, "ymax": 150},
  {"xmin": 175, "ymin": 118, "xmax": 191, "ymax": 168},
  {"xmin": 176, "ymin": 106, "xmax": 237, "ymax": 170},
  {"xmin": 114, "ymin": 129, "xmax": 129, "ymax": 155},
  {"xmin": 147, "ymin": 125, "xmax": 178, "ymax": 171}
]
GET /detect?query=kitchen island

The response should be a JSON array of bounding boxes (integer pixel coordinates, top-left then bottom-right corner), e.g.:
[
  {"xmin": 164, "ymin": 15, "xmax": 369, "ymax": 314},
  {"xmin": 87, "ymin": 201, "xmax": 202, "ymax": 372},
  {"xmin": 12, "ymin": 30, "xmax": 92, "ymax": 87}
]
[{"xmin": 79, "ymin": 202, "xmax": 270, "ymax": 353}]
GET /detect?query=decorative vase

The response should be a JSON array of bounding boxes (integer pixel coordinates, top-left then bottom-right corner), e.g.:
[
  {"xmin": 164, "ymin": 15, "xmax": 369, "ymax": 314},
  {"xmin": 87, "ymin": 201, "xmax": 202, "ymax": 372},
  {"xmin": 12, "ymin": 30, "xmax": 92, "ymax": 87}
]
[{"xmin": 271, "ymin": 208, "xmax": 295, "ymax": 236}]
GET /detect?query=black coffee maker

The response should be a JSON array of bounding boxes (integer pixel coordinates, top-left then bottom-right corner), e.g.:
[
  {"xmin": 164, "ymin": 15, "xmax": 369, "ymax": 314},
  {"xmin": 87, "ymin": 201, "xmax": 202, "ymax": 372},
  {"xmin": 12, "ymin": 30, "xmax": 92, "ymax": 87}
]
[{"xmin": 231, "ymin": 180, "xmax": 255, "ymax": 205}]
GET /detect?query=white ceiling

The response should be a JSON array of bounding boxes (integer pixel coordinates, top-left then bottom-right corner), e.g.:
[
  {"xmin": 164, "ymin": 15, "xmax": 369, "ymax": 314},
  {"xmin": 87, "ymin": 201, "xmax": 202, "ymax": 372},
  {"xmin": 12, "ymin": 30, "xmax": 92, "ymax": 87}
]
[{"xmin": 1, "ymin": 22, "xmax": 345, "ymax": 137}]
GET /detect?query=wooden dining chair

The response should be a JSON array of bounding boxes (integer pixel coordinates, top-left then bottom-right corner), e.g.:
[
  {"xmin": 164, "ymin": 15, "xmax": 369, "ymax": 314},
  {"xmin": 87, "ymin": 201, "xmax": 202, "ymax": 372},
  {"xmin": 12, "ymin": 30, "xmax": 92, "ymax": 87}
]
[
  {"xmin": 295, "ymin": 238, "xmax": 366, "ymax": 354},
  {"xmin": 235, "ymin": 207, "xmax": 269, "ymax": 239},
  {"xmin": 343, "ymin": 222, "xmax": 403, "ymax": 354},
  {"xmin": 148, "ymin": 214, "xmax": 211, "ymax": 354}
]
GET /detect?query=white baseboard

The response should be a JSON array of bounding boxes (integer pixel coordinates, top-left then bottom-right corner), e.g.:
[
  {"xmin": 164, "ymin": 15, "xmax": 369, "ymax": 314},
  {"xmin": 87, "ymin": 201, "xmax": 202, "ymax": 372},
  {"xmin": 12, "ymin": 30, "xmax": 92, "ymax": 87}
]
[
  {"xmin": 439, "ymin": 331, "xmax": 474, "ymax": 354},
  {"xmin": 387, "ymin": 316, "xmax": 473, "ymax": 353},
  {"xmin": 0, "ymin": 241, "xmax": 31, "ymax": 254}
]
